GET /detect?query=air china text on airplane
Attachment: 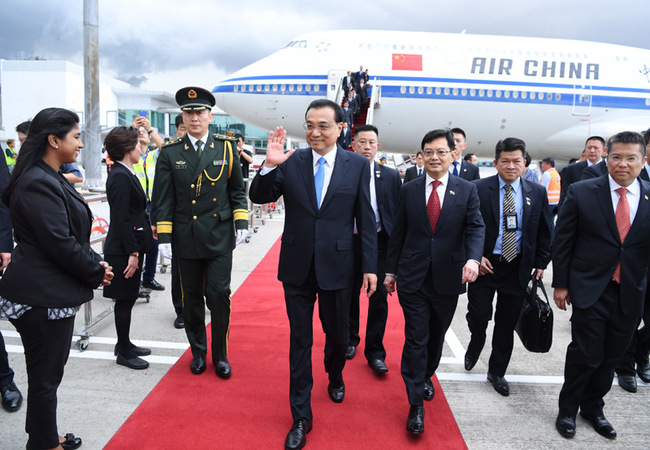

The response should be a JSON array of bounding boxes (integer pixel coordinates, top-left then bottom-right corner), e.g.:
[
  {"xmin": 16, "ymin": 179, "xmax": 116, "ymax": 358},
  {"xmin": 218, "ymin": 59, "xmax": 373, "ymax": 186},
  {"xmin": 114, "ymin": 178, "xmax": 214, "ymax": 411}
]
[{"xmin": 471, "ymin": 57, "xmax": 599, "ymax": 80}]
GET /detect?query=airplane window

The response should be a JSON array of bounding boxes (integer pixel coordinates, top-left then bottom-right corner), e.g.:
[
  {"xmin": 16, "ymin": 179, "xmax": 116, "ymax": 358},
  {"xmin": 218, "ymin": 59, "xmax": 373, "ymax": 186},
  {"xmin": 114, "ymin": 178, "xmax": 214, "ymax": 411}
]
[
  {"xmin": 470, "ymin": 89, "xmax": 476, "ymax": 97},
  {"xmin": 367, "ymin": 44, "xmax": 372, "ymax": 49},
  {"xmin": 426, "ymin": 87, "xmax": 433, "ymax": 95},
  {"xmin": 393, "ymin": 44, "xmax": 397, "ymax": 50},
  {"xmin": 496, "ymin": 90, "xmax": 502, "ymax": 98},
  {"xmin": 306, "ymin": 85, "xmax": 311, "ymax": 92},
  {"xmin": 504, "ymin": 91, "xmax": 511, "ymax": 98},
  {"xmin": 289, "ymin": 85, "xmax": 294, "ymax": 91},
  {"xmin": 418, "ymin": 45, "xmax": 422, "ymax": 51},
  {"xmin": 409, "ymin": 45, "xmax": 414, "ymax": 50},
  {"xmin": 281, "ymin": 85, "xmax": 286, "ymax": 92},
  {"xmin": 461, "ymin": 88, "xmax": 467, "ymax": 96},
  {"xmin": 272, "ymin": 84, "xmax": 278, "ymax": 92},
  {"xmin": 284, "ymin": 41, "xmax": 294, "ymax": 48},
  {"xmin": 297, "ymin": 85, "xmax": 303, "ymax": 91},
  {"xmin": 646, "ymin": 98, "xmax": 650, "ymax": 106},
  {"xmin": 435, "ymin": 87, "xmax": 441, "ymax": 95},
  {"xmin": 521, "ymin": 92, "xmax": 528, "ymax": 99},
  {"xmin": 299, "ymin": 41, "xmax": 307, "ymax": 48},
  {"xmin": 264, "ymin": 84, "xmax": 270, "ymax": 92},
  {"xmin": 401, "ymin": 44, "xmax": 405, "ymax": 50},
  {"xmin": 453, "ymin": 88, "xmax": 458, "ymax": 96},
  {"xmin": 257, "ymin": 85, "xmax": 262, "ymax": 92},
  {"xmin": 513, "ymin": 91, "xmax": 519, "ymax": 99},
  {"xmin": 478, "ymin": 89, "xmax": 485, "ymax": 97},
  {"xmin": 546, "ymin": 93, "xmax": 552, "ymax": 101},
  {"xmin": 400, "ymin": 86, "xmax": 406, "ymax": 94},
  {"xmin": 487, "ymin": 90, "xmax": 493, "ymax": 98},
  {"xmin": 418, "ymin": 87, "xmax": 424, "ymax": 94},
  {"xmin": 409, "ymin": 86, "xmax": 415, "ymax": 94},
  {"xmin": 314, "ymin": 85, "xmax": 319, "ymax": 92},
  {"xmin": 538, "ymin": 92, "xmax": 544, "ymax": 100},
  {"xmin": 234, "ymin": 85, "xmax": 239, "ymax": 92},
  {"xmin": 555, "ymin": 93, "xmax": 561, "ymax": 101},
  {"xmin": 444, "ymin": 88, "xmax": 450, "ymax": 95}
]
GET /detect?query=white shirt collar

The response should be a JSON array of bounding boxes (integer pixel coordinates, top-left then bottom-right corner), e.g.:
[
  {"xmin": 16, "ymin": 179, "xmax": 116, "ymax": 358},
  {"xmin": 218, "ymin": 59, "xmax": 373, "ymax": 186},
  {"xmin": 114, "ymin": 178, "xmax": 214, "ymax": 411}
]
[
  {"xmin": 312, "ymin": 147, "xmax": 337, "ymax": 166},
  {"xmin": 608, "ymin": 174, "xmax": 640, "ymax": 197},
  {"xmin": 187, "ymin": 133, "xmax": 209, "ymax": 149},
  {"xmin": 426, "ymin": 171, "xmax": 450, "ymax": 186}
]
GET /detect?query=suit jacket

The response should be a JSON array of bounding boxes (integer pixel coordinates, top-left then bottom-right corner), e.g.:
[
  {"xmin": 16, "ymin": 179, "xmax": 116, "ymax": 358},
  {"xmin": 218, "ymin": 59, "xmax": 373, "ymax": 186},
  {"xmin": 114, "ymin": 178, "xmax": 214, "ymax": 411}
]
[
  {"xmin": 386, "ymin": 175, "xmax": 485, "ymax": 295},
  {"xmin": 372, "ymin": 162, "xmax": 401, "ymax": 237},
  {"xmin": 553, "ymin": 175, "xmax": 650, "ymax": 317},
  {"xmin": 403, "ymin": 165, "xmax": 423, "ymax": 183},
  {"xmin": 580, "ymin": 159, "xmax": 608, "ymax": 180},
  {"xmin": 153, "ymin": 134, "xmax": 248, "ymax": 259},
  {"xmin": 457, "ymin": 159, "xmax": 480, "ymax": 181},
  {"xmin": 473, "ymin": 175, "xmax": 551, "ymax": 288},
  {"xmin": 0, "ymin": 152, "xmax": 13, "ymax": 252},
  {"xmin": 104, "ymin": 163, "xmax": 153, "ymax": 256},
  {"xmin": 558, "ymin": 160, "xmax": 588, "ymax": 211},
  {"xmin": 249, "ymin": 146, "xmax": 377, "ymax": 289},
  {"xmin": 341, "ymin": 108, "xmax": 354, "ymax": 127},
  {"xmin": 337, "ymin": 128, "xmax": 352, "ymax": 150},
  {"xmin": 0, "ymin": 160, "xmax": 105, "ymax": 307}
]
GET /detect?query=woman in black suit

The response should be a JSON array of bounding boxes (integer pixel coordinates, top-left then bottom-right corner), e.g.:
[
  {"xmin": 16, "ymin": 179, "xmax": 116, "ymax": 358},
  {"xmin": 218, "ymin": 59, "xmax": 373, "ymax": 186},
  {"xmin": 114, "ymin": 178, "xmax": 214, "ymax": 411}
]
[
  {"xmin": 102, "ymin": 126, "xmax": 153, "ymax": 370},
  {"xmin": 0, "ymin": 108, "xmax": 113, "ymax": 450}
]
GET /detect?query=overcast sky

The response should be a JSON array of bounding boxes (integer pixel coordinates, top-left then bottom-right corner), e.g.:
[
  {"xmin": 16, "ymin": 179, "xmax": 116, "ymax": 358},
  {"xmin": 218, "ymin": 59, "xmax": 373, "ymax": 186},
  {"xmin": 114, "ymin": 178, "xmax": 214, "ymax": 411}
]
[{"xmin": 2, "ymin": 0, "xmax": 648, "ymax": 92}]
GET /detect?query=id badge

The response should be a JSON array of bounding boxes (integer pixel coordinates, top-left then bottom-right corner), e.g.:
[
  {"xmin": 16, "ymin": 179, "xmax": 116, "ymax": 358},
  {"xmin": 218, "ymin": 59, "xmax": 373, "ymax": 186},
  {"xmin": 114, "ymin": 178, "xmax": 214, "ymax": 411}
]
[{"xmin": 505, "ymin": 212, "xmax": 518, "ymax": 230}]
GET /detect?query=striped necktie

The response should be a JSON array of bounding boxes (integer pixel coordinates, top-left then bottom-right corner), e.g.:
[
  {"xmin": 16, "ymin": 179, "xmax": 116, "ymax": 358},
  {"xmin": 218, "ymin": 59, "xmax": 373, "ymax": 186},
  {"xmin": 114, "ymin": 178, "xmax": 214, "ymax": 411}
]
[{"xmin": 502, "ymin": 184, "xmax": 517, "ymax": 262}]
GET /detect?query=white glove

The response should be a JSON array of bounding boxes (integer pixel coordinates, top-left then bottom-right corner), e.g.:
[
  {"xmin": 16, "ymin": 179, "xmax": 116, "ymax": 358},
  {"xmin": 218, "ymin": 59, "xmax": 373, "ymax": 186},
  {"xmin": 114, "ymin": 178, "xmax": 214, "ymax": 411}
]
[
  {"xmin": 159, "ymin": 243, "xmax": 173, "ymax": 259},
  {"xmin": 236, "ymin": 229, "xmax": 249, "ymax": 246}
]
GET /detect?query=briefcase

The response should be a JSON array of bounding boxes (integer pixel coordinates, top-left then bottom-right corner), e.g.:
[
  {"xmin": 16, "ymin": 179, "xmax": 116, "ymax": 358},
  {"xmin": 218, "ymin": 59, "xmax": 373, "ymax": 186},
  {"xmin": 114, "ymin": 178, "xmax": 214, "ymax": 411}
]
[{"xmin": 515, "ymin": 277, "xmax": 553, "ymax": 353}]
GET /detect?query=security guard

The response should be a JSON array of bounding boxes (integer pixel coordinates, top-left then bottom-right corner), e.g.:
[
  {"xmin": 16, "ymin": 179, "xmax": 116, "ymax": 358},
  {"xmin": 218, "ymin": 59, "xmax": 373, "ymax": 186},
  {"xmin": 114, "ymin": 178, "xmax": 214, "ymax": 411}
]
[{"xmin": 153, "ymin": 86, "xmax": 249, "ymax": 378}]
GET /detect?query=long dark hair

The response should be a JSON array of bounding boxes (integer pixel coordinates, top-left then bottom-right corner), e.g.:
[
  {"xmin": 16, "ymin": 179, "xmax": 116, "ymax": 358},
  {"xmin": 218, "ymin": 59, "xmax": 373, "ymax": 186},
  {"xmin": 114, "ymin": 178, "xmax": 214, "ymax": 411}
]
[{"xmin": 2, "ymin": 108, "xmax": 80, "ymax": 207}]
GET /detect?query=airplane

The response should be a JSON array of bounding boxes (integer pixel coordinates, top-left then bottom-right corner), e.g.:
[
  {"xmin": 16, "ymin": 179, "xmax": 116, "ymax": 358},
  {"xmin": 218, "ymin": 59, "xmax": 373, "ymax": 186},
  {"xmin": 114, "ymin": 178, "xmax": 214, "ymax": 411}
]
[{"xmin": 212, "ymin": 30, "xmax": 650, "ymax": 164}]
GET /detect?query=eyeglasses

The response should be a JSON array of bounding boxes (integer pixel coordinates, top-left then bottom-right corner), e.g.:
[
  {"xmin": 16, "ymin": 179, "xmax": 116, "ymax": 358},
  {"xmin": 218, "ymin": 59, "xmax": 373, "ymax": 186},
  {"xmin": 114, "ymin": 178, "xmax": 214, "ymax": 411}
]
[
  {"xmin": 423, "ymin": 150, "xmax": 451, "ymax": 157},
  {"xmin": 608, "ymin": 154, "xmax": 641, "ymax": 163},
  {"xmin": 303, "ymin": 122, "xmax": 337, "ymax": 132}
]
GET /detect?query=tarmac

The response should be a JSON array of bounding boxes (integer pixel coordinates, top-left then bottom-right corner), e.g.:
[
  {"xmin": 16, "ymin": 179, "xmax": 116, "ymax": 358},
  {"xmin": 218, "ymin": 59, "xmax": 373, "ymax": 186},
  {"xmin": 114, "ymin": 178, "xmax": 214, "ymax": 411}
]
[{"xmin": 1, "ymin": 193, "xmax": 649, "ymax": 449}]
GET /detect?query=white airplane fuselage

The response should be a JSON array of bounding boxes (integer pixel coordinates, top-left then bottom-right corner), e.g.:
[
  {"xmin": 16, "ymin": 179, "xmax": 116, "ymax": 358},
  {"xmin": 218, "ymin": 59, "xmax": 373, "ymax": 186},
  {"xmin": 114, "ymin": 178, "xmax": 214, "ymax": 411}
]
[{"xmin": 212, "ymin": 30, "xmax": 650, "ymax": 163}]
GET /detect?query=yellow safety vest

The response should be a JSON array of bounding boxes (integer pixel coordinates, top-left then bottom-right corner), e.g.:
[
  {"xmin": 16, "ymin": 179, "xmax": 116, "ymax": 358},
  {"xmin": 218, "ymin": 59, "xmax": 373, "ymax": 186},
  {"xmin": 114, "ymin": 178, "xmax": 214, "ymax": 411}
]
[
  {"xmin": 133, "ymin": 149, "xmax": 158, "ymax": 201},
  {"xmin": 4, "ymin": 148, "xmax": 16, "ymax": 167}
]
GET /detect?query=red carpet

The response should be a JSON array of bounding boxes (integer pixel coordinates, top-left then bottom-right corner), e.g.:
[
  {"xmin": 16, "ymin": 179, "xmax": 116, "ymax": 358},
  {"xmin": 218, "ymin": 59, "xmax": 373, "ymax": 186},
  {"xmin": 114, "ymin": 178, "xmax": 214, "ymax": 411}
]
[{"xmin": 106, "ymin": 239, "xmax": 467, "ymax": 449}]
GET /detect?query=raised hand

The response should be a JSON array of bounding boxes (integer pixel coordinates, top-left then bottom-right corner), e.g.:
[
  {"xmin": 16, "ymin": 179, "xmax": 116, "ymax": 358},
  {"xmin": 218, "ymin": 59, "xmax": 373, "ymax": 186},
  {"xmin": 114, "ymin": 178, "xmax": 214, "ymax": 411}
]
[{"xmin": 264, "ymin": 127, "xmax": 294, "ymax": 168}]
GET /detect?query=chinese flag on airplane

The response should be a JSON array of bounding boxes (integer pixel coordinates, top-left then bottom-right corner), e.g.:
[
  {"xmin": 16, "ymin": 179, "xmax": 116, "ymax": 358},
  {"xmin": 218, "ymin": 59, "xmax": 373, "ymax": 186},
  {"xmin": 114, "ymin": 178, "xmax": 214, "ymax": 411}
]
[{"xmin": 392, "ymin": 53, "xmax": 422, "ymax": 71}]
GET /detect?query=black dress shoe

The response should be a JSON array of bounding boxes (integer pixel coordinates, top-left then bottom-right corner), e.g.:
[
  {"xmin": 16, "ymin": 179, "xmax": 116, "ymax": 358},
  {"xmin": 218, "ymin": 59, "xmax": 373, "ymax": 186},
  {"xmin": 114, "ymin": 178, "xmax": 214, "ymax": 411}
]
[
  {"xmin": 464, "ymin": 351, "xmax": 479, "ymax": 371},
  {"xmin": 60, "ymin": 433, "xmax": 82, "ymax": 450},
  {"xmin": 637, "ymin": 361, "xmax": 650, "ymax": 383},
  {"xmin": 487, "ymin": 373, "xmax": 510, "ymax": 396},
  {"xmin": 345, "ymin": 345, "xmax": 356, "ymax": 360},
  {"xmin": 423, "ymin": 378, "xmax": 435, "ymax": 401},
  {"xmin": 215, "ymin": 359, "xmax": 232, "ymax": 379},
  {"xmin": 556, "ymin": 415, "xmax": 576, "ymax": 438},
  {"xmin": 116, "ymin": 353, "xmax": 149, "ymax": 370},
  {"xmin": 406, "ymin": 405, "xmax": 425, "ymax": 434},
  {"xmin": 369, "ymin": 358, "xmax": 388, "ymax": 374},
  {"xmin": 141, "ymin": 279, "xmax": 165, "ymax": 291},
  {"xmin": 114, "ymin": 344, "xmax": 151, "ymax": 357},
  {"xmin": 190, "ymin": 355, "xmax": 206, "ymax": 374},
  {"xmin": 1, "ymin": 381, "xmax": 23, "ymax": 412},
  {"xmin": 285, "ymin": 418, "xmax": 312, "ymax": 450},
  {"xmin": 173, "ymin": 314, "xmax": 185, "ymax": 329},
  {"xmin": 579, "ymin": 411, "xmax": 616, "ymax": 439},
  {"xmin": 328, "ymin": 380, "xmax": 345, "ymax": 403},
  {"xmin": 617, "ymin": 374, "xmax": 637, "ymax": 393}
]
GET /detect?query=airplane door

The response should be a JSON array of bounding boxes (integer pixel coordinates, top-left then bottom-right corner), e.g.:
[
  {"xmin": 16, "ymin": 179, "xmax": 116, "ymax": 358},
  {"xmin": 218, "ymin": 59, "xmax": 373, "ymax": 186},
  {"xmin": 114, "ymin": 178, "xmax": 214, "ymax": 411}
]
[
  {"xmin": 572, "ymin": 84, "xmax": 592, "ymax": 116},
  {"xmin": 327, "ymin": 70, "xmax": 348, "ymax": 103}
]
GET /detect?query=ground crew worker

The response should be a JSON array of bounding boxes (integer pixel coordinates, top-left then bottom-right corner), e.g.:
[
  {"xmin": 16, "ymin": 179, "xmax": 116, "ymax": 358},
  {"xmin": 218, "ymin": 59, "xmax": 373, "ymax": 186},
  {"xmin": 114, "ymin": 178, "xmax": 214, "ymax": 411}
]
[{"xmin": 540, "ymin": 156, "xmax": 561, "ymax": 237}]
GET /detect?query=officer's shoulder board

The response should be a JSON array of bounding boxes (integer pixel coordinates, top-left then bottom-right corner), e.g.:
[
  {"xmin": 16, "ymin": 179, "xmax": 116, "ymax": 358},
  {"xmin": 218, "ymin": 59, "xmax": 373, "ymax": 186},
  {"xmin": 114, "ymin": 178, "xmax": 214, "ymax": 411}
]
[
  {"xmin": 162, "ymin": 137, "xmax": 183, "ymax": 147},
  {"xmin": 212, "ymin": 133, "xmax": 236, "ymax": 142}
]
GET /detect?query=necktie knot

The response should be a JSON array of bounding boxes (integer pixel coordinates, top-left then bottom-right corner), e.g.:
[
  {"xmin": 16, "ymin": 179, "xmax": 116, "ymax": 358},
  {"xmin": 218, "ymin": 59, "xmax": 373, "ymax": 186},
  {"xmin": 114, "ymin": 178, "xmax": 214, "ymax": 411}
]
[
  {"xmin": 616, "ymin": 187, "xmax": 628, "ymax": 197},
  {"xmin": 504, "ymin": 184, "xmax": 512, "ymax": 192},
  {"xmin": 432, "ymin": 180, "xmax": 441, "ymax": 190},
  {"xmin": 317, "ymin": 157, "xmax": 326, "ymax": 167}
]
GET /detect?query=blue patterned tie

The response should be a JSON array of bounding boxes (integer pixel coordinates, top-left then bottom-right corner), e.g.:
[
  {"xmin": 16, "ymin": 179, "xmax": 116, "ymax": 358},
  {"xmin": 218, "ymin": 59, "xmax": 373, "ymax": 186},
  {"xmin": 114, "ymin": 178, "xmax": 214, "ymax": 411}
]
[
  {"xmin": 453, "ymin": 162, "xmax": 459, "ymax": 176},
  {"xmin": 314, "ymin": 157, "xmax": 326, "ymax": 208}
]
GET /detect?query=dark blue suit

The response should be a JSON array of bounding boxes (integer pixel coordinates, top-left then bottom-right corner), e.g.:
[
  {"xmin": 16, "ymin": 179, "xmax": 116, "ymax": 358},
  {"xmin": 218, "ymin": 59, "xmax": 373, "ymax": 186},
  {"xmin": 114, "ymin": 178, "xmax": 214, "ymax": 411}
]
[
  {"xmin": 249, "ymin": 145, "xmax": 377, "ymax": 421},
  {"xmin": 553, "ymin": 175, "xmax": 650, "ymax": 418},
  {"xmin": 348, "ymin": 162, "xmax": 401, "ymax": 362},
  {"xmin": 466, "ymin": 175, "xmax": 551, "ymax": 377},
  {"xmin": 386, "ymin": 174, "xmax": 484, "ymax": 405}
]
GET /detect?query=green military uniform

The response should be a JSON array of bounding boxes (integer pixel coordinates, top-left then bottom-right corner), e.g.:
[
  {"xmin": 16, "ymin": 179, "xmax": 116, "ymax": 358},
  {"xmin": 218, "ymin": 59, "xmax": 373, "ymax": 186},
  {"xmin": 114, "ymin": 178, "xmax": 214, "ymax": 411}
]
[{"xmin": 153, "ymin": 127, "xmax": 248, "ymax": 364}]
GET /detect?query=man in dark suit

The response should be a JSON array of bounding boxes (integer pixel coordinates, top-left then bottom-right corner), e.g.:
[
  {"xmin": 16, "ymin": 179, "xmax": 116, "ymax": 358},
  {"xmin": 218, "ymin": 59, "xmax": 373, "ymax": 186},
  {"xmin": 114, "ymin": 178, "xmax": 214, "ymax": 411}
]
[
  {"xmin": 557, "ymin": 136, "xmax": 606, "ymax": 211},
  {"xmin": 580, "ymin": 158, "xmax": 608, "ymax": 180},
  {"xmin": 341, "ymin": 101, "xmax": 354, "ymax": 129},
  {"xmin": 153, "ymin": 87, "xmax": 249, "ymax": 379},
  {"xmin": 249, "ymin": 99, "xmax": 377, "ymax": 450},
  {"xmin": 346, "ymin": 125, "xmax": 401, "ymax": 372},
  {"xmin": 385, "ymin": 129, "xmax": 484, "ymax": 435},
  {"xmin": 403, "ymin": 151, "xmax": 424, "ymax": 183},
  {"xmin": 465, "ymin": 137, "xmax": 551, "ymax": 397},
  {"xmin": 553, "ymin": 131, "xmax": 650, "ymax": 440},
  {"xmin": 342, "ymin": 71, "xmax": 352, "ymax": 98},
  {"xmin": 337, "ymin": 121, "xmax": 352, "ymax": 150},
  {"xmin": 450, "ymin": 128, "xmax": 480, "ymax": 181}
]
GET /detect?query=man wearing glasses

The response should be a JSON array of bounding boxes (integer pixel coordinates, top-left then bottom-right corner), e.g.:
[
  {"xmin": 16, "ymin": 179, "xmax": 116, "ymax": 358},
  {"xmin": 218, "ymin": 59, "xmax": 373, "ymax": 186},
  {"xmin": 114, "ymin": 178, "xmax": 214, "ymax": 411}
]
[
  {"xmin": 249, "ymin": 99, "xmax": 377, "ymax": 450},
  {"xmin": 384, "ymin": 129, "xmax": 484, "ymax": 435}
]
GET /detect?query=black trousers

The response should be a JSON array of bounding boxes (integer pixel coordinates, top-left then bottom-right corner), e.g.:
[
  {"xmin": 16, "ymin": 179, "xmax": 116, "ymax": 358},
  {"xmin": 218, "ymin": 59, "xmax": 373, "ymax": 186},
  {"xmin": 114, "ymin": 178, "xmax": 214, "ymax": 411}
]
[
  {"xmin": 349, "ymin": 230, "xmax": 389, "ymax": 361},
  {"xmin": 466, "ymin": 255, "xmax": 525, "ymax": 377},
  {"xmin": 558, "ymin": 281, "xmax": 638, "ymax": 418},
  {"xmin": 398, "ymin": 265, "xmax": 458, "ymax": 406},
  {"xmin": 10, "ymin": 308, "xmax": 76, "ymax": 450},
  {"xmin": 283, "ymin": 259, "xmax": 352, "ymax": 421},
  {"xmin": 170, "ymin": 250, "xmax": 183, "ymax": 316},
  {"xmin": 0, "ymin": 330, "xmax": 15, "ymax": 386},
  {"xmin": 178, "ymin": 254, "xmax": 232, "ymax": 362},
  {"xmin": 615, "ymin": 279, "xmax": 650, "ymax": 375}
]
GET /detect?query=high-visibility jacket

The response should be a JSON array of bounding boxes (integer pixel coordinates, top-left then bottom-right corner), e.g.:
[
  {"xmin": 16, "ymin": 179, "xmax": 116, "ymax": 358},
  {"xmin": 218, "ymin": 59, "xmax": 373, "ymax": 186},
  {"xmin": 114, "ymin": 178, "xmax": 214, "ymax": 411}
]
[
  {"xmin": 4, "ymin": 148, "xmax": 16, "ymax": 167},
  {"xmin": 133, "ymin": 149, "xmax": 157, "ymax": 201},
  {"xmin": 543, "ymin": 167, "xmax": 561, "ymax": 204}
]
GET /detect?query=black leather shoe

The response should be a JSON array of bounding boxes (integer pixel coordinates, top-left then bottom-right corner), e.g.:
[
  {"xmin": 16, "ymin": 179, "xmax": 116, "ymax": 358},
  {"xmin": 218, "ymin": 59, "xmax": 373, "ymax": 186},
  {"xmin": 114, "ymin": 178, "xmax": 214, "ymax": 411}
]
[
  {"xmin": 114, "ymin": 344, "xmax": 151, "ymax": 357},
  {"xmin": 464, "ymin": 351, "xmax": 479, "ymax": 371},
  {"xmin": 190, "ymin": 355, "xmax": 206, "ymax": 374},
  {"xmin": 285, "ymin": 418, "xmax": 312, "ymax": 450},
  {"xmin": 116, "ymin": 353, "xmax": 149, "ymax": 370},
  {"xmin": 369, "ymin": 358, "xmax": 388, "ymax": 374},
  {"xmin": 173, "ymin": 314, "xmax": 185, "ymax": 329},
  {"xmin": 215, "ymin": 359, "xmax": 232, "ymax": 379},
  {"xmin": 328, "ymin": 380, "xmax": 345, "ymax": 403},
  {"xmin": 138, "ymin": 287, "xmax": 147, "ymax": 298},
  {"xmin": 142, "ymin": 279, "xmax": 165, "ymax": 291},
  {"xmin": 556, "ymin": 415, "xmax": 576, "ymax": 438},
  {"xmin": 423, "ymin": 378, "xmax": 435, "ymax": 401},
  {"xmin": 617, "ymin": 374, "xmax": 637, "ymax": 393},
  {"xmin": 60, "ymin": 433, "xmax": 82, "ymax": 450},
  {"xmin": 1, "ymin": 381, "xmax": 22, "ymax": 412},
  {"xmin": 406, "ymin": 405, "xmax": 425, "ymax": 434},
  {"xmin": 345, "ymin": 345, "xmax": 356, "ymax": 360},
  {"xmin": 579, "ymin": 411, "xmax": 616, "ymax": 439},
  {"xmin": 487, "ymin": 373, "xmax": 510, "ymax": 396},
  {"xmin": 637, "ymin": 361, "xmax": 650, "ymax": 383}
]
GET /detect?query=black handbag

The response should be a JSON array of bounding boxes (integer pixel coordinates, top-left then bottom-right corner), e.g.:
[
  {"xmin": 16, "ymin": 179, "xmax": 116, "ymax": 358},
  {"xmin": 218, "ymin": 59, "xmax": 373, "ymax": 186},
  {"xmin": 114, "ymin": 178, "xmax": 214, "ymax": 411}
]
[{"xmin": 515, "ymin": 277, "xmax": 553, "ymax": 353}]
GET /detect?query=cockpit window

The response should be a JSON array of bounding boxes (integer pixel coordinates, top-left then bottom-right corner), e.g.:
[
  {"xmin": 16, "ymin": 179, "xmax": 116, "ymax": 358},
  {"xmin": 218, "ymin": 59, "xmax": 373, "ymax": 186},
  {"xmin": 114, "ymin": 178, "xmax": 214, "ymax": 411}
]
[{"xmin": 283, "ymin": 40, "xmax": 307, "ymax": 49}]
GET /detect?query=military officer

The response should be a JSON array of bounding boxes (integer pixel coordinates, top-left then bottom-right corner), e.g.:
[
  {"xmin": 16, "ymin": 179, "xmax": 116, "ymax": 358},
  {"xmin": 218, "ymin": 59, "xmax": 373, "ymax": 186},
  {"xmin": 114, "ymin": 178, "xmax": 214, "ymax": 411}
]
[{"xmin": 153, "ymin": 86, "xmax": 249, "ymax": 378}]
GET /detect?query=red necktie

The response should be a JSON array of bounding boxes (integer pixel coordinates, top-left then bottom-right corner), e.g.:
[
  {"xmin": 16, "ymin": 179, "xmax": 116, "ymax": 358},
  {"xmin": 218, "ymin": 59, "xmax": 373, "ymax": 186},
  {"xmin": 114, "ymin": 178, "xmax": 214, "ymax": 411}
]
[
  {"xmin": 427, "ymin": 180, "xmax": 442, "ymax": 233},
  {"xmin": 613, "ymin": 187, "xmax": 630, "ymax": 283}
]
